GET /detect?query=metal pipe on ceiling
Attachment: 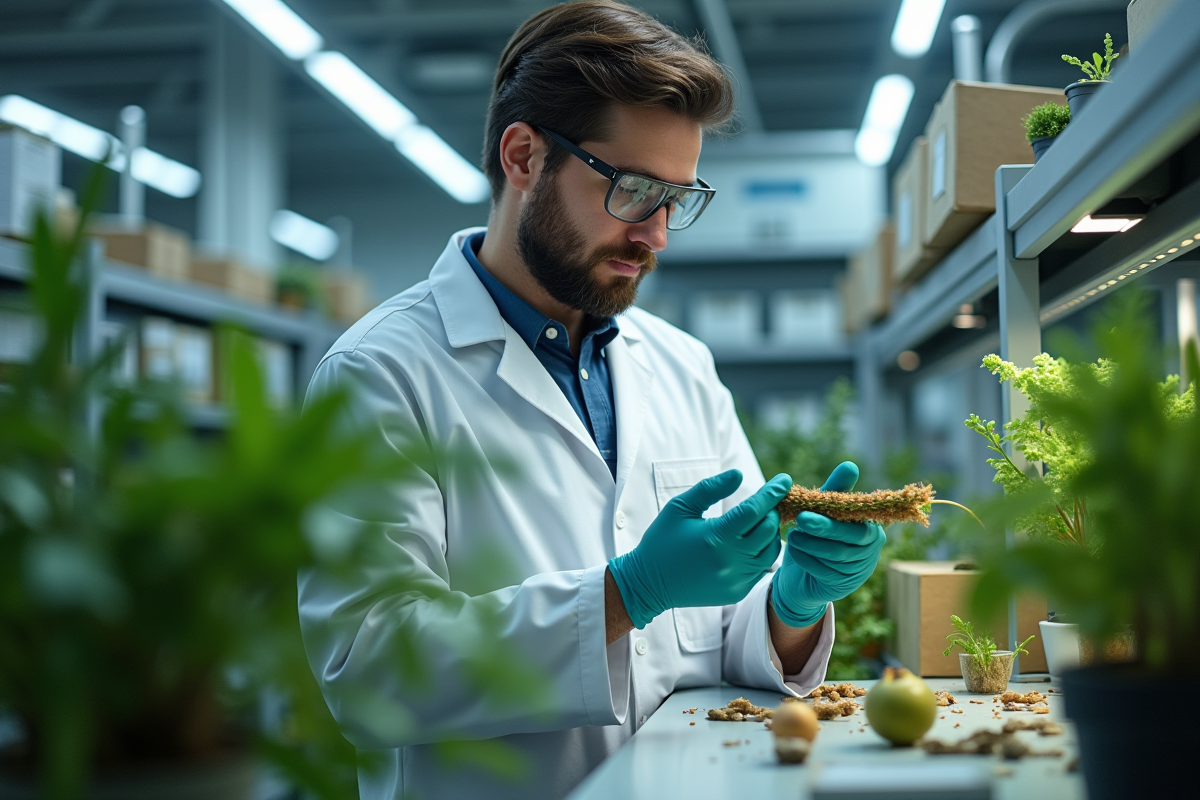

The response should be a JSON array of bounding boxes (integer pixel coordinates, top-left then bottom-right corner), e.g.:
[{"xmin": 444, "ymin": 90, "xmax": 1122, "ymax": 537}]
[
  {"xmin": 691, "ymin": 0, "xmax": 763, "ymax": 133},
  {"xmin": 984, "ymin": 0, "xmax": 1129, "ymax": 85}
]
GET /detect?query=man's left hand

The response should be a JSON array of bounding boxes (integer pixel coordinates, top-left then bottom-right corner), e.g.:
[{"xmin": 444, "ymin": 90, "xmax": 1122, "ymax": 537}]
[{"xmin": 770, "ymin": 461, "xmax": 886, "ymax": 628}]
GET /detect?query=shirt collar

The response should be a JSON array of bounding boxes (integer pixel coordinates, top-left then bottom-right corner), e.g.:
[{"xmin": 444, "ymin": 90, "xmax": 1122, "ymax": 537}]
[{"xmin": 461, "ymin": 231, "xmax": 619, "ymax": 352}]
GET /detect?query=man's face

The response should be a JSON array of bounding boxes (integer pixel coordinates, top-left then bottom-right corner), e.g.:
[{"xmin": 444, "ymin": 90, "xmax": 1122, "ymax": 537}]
[{"xmin": 516, "ymin": 105, "xmax": 703, "ymax": 318}]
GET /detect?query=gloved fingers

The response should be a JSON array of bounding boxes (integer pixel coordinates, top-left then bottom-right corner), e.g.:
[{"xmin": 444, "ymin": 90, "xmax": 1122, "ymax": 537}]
[
  {"xmin": 793, "ymin": 512, "xmax": 881, "ymax": 546},
  {"xmin": 788, "ymin": 529, "xmax": 881, "ymax": 564},
  {"xmin": 751, "ymin": 535, "xmax": 782, "ymax": 570},
  {"xmin": 672, "ymin": 469, "xmax": 743, "ymax": 517},
  {"xmin": 741, "ymin": 510, "xmax": 782, "ymax": 556},
  {"xmin": 788, "ymin": 547, "xmax": 866, "ymax": 581},
  {"xmin": 820, "ymin": 461, "xmax": 860, "ymax": 492},
  {"xmin": 711, "ymin": 473, "xmax": 792, "ymax": 539}
]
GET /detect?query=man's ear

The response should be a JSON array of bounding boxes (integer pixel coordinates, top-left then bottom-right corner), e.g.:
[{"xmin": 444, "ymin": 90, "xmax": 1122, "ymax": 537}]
[{"xmin": 497, "ymin": 122, "xmax": 544, "ymax": 194}]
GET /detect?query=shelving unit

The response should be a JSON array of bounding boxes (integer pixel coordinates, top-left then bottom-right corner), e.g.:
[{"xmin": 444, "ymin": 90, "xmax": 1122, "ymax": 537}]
[
  {"xmin": 0, "ymin": 235, "xmax": 343, "ymax": 423},
  {"xmin": 858, "ymin": 0, "xmax": 1200, "ymax": 474}
]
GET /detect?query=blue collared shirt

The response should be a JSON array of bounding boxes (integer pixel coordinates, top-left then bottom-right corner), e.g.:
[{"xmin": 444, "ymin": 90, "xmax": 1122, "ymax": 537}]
[{"xmin": 463, "ymin": 232, "xmax": 620, "ymax": 478}]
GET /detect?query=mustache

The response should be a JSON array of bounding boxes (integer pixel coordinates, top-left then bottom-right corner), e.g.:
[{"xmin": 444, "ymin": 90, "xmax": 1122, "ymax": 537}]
[{"xmin": 591, "ymin": 244, "xmax": 657, "ymax": 272}]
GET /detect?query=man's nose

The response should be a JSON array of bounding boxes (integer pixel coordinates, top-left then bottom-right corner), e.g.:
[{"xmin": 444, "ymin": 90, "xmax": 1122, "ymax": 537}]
[{"xmin": 627, "ymin": 206, "xmax": 669, "ymax": 253}]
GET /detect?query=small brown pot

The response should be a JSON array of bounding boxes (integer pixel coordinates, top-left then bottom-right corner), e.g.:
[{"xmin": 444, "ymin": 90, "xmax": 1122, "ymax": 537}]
[{"xmin": 959, "ymin": 651, "xmax": 1014, "ymax": 694}]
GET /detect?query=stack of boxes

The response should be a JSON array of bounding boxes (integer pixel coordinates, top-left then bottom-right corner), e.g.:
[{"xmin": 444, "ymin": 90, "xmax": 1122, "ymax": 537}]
[{"xmin": 841, "ymin": 80, "xmax": 1066, "ymax": 333}]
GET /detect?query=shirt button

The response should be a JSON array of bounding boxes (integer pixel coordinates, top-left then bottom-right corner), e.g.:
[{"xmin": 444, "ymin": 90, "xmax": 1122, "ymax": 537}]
[
  {"xmin": 635, "ymin": 638, "xmax": 648, "ymax": 656},
  {"xmin": 544, "ymin": 327, "xmax": 558, "ymax": 340},
  {"xmin": 580, "ymin": 367, "xmax": 589, "ymax": 380},
  {"xmin": 615, "ymin": 511, "xmax": 627, "ymax": 529}
]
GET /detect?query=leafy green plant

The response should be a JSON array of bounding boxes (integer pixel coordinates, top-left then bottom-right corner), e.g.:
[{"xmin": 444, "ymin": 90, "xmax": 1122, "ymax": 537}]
[
  {"xmin": 971, "ymin": 294, "xmax": 1200, "ymax": 674},
  {"xmin": 0, "ymin": 170, "xmax": 536, "ymax": 799},
  {"xmin": 276, "ymin": 261, "xmax": 324, "ymax": 312},
  {"xmin": 1023, "ymin": 101, "xmax": 1071, "ymax": 141},
  {"xmin": 942, "ymin": 615, "xmax": 1034, "ymax": 664},
  {"xmin": 966, "ymin": 352, "xmax": 1192, "ymax": 549},
  {"xmin": 1062, "ymin": 32, "xmax": 1119, "ymax": 82}
]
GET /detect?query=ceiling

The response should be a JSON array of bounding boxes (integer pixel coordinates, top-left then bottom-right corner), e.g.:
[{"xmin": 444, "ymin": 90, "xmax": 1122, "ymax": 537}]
[{"xmin": 0, "ymin": 0, "xmax": 1131, "ymax": 278}]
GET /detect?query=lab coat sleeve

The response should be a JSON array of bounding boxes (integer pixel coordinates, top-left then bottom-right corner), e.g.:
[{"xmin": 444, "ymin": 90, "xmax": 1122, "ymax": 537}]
[
  {"xmin": 698, "ymin": 347, "xmax": 835, "ymax": 695},
  {"xmin": 298, "ymin": 349, "xmax": 628, "ymax": 752}
]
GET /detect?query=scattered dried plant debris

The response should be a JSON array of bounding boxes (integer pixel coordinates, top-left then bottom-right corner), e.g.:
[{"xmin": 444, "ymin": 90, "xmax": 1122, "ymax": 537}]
[
  {"xmin": 812, "ymin": 698, "xmax": 859, "ymax": 720},
  {"xmin": 1002, "ymin": 718, "xmax": 1062, "ymax": 736},
  {"xmin": 999, "ymin": 690, "xmax": 1047, "ymax": 704},
  {"xmin": 723, "ymin": 740, "xmax": 742, "ymax": 747},
  {"xmin": 708, "ymin": 697, "xmax": 773, "ymax": 722},
  {"xmin": 950, "ymin": 708, "xmax": 964, "ymax": 714},
  {"xmin": 969, "ymin": 700, "xmax": 985, "ymax": 705},
  {"xmin": 934, "ymin": 690, "xmax": 957, "ymax": 707},
  {"xmin": 689, "ymin": 722, "xmax": 695, "ymax": 726},
  {"xmin": 922, "ymin": 729, "xmax": 1064, "ymax": 760},
  {"xmin": 809, "ymin": 683, "xmax": 868, "ymax": 699},
  {"xmin": 683, "ymin": 707, "xmax": 698, "ymax": 714},
  {"xmin": 1002, "ymin": 701, "xmax": 1050, "ymax": 713}
]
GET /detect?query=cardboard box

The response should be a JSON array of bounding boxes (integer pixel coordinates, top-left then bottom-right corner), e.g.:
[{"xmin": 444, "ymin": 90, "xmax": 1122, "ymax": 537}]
[
  {"xmin": 189, "ymin": 256, "xmax": 274, "ymax": 305},
  {"xmin": 886, "ymin": 560, "xmax": 1048, "ymax": 677},
  {"xmin": 837, "ymin": 264, "xmax": 865, "ymax": 336},
  {"xmin": 1128, "ymin": 0, "xmax": 1174, "ymax": 53},
  {"xmin": 845, "ymin": 223, "xmax": 894, "ymax": 328},
  {"xmin": 0, "ymin": 126, "xmax": 61, "ymax": 239},
  {"xmin": 923, "ymin": 81, "xmax": 1064, "ymax": 251},
  {"xmin": 94, "ymin": 221, "xmax": 191, "ymax": 281},
  {"xmin": 892, "ymin": 136, "xmax": 947, "ymax": 285},
  {"xmin": 322, "ymin": 270, "xmax": 372, "ymax": 324}
]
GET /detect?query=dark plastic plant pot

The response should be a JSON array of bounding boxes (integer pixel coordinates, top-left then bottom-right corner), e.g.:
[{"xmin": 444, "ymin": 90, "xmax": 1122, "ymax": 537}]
[
  {"xmin": 1063, "ymin": 665, "xmax": 1199, "ymax": 800},
  {"xmin": 1064, "ymin": 80, "xmax": 1109, "ymax": 118},
  {"xmin": 1030, "ymin": 134, "xmax": 1058, "ymax": 163}
]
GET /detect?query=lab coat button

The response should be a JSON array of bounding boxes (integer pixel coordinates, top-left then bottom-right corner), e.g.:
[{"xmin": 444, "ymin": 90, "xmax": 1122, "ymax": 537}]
[
  {"xmin": 580, "ymin": 367, "xmax": 589, "ymax": 380},
  {"xmin": 634, "ymin": 637, "xmax": 648, "ymax": 655},
  {"xmin": 615, "ymin": 511, "xmax": 627, "ymax": 529},
  {"xmin": 545, "ymin": 327, "xmax": 558, "ymax": 339}
]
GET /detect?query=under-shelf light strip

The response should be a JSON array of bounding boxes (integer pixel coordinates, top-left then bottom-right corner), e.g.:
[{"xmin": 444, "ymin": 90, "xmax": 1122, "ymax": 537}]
[
  {"xmin": 219, "ymin": 0, "xmax": 488, "ymax": 203},
  {"xmin": 1043, "ymin": 230, "xmax": 1200, "ymax": 322}
]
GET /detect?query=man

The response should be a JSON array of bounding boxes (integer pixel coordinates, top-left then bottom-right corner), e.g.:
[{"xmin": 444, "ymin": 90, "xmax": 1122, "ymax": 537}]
[{"xmin": 299, "ymin": 3, "xmax": 885, "ymax": 798}]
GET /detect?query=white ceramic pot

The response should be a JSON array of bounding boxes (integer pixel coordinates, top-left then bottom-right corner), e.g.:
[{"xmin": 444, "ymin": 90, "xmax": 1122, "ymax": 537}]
[{"xmin": 1039, "ymin": 620, "xmax": 1081, "ymax": 679}]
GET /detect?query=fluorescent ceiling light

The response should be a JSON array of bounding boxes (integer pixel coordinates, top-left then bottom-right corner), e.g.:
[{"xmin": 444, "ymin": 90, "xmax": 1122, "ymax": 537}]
[
  {"xmin": 892, "ymin": 0, "xmax": 948, "ymax": 58},
  {"xmin": 305, "ymin": 52, "xmax": 416, "ymax": 139},
  {"xmin": 854, "ymin": 74, "xmax": 915, "ymax": 167},
  {"xmin": 0, "ymin": 95, "xmax": 201, "ymax": 198},
  {"xmin": 270, "ymin": 209, "xmax": 339, "ymax": 261},
  {"xmin": 220, "ymin": 0, "xmax": 323, "ymax": 60},
  {"xmin": 395, "ymin": 125, "xmax": 490, "ymax": 204},
  {"xmin": 1071, "ymin": 215, "xmax": 1144, "ymax": 233},
  {"xmin": 130, "ymin": 148, "xmax": 202, "ymax": 199}
]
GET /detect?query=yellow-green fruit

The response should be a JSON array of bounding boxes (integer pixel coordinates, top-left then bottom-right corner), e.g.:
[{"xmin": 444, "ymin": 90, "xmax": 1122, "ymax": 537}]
[{"xmin": 865, "ymin": 667, "xmax": 937, "ymax": 746}]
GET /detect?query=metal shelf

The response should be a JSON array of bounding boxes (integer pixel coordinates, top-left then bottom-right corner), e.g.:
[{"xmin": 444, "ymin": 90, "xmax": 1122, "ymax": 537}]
[{"xmin": 709, "ymin": 342, "xmax": 854, "ymax": 365}]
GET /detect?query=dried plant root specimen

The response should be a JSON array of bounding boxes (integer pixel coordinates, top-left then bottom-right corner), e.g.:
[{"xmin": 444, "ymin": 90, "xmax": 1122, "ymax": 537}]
[
  {"xmin": 812, "ymin": 698, "xmax": 859, "ymax": 719},
  {"xmin": 934, "ymin": 690, "xmax": 957, "ymax": 707},
  {"xmin": 777, "ymin": 483, "xmax": 981, "ymax": 528},
  {"xmin": 809, "ymin": 683, "xmax": 868, "ymax": 699},
  {"xmin": 999, "ymin": 690, "xmax": 1046, "ymax": 704}
]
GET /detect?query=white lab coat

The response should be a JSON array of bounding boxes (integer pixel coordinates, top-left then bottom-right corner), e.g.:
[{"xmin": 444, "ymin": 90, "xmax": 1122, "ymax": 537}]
[{"xmin": 298, "ymin": 228, "xmax": 835, "ymax": 800}]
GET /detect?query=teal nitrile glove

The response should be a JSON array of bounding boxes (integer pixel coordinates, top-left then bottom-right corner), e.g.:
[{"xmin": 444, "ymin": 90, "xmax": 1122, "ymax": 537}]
[
  {"xmin": 608, "ymin": 470, "xmax": 792, "ymax": 629},
  {"xmin": 771, "ymin": 461, "xmax": 887, "ymax": 628}
]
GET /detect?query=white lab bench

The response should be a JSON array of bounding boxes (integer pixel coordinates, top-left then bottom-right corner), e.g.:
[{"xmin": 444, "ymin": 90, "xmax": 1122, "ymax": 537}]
[{"xmin": 566, "ymin": 679, "xmax": 1083, "ymax": 800}]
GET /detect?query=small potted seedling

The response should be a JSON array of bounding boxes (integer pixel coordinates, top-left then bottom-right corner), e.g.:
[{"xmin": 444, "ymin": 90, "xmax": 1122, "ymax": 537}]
[
  {"xmin": 943, "ymin": 615, "xmax": 1035, "ymax": 694},
  {"xmin": 1061, "ymin": 33, "xmax": 1119, "ymax": 117},
  {"xmin": 1023, "ymin": 101, "xmax": 1071, "ymax": 163}
]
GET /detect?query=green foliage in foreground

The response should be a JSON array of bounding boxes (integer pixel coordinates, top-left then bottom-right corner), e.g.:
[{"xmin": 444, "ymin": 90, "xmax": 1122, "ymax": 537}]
[
  {"xmin": 1062, "ymin": 32, "xmax": 1119, "ymax": 82},
  {"xmin": 942, "ymin": 614, "xmax": 1034, "ymax": 665},
  {"xmin": 970, "ymin": 294, "xmax": 1200, "ymax": 675},
  {"xmin": 1022, "ymin": 101, "xmax": 1071, "ymax": 141},
  {"xmin": 0, "ymin": 169, "xmax": 538, "ymax": 799}
]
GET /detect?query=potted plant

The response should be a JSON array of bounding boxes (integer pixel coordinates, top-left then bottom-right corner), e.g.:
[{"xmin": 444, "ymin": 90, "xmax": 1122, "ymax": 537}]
[
  {"xmin": 1061, "ymin": 33, "xmax": 1119, "ymax": 117},
  {"xmin": 276, "ymin": 261, "xmax": 323, "ymax": 314},
  {"xmin": 969, "ymin": 295, "xmax": 1200, "ymax": 799},
  {"xmin": 1022, "ymin": 101, "xmax": 1071, "ymax": 163},
  {"xmin": 942, "ymin": 615, "xmax": 1034, "ymax": 694},
  {"xmin": 0, "ymin": 172, "xmax": 533, "ymax": 799}
]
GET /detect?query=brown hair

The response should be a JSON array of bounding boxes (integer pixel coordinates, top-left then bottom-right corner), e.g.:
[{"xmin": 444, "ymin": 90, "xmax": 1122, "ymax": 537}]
[{"xmin": 483, "ymin": 0, "xmax": 734, "ymax": 202}]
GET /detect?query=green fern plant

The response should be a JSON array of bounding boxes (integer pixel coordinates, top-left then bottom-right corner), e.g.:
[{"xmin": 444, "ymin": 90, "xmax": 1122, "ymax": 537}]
[
  {"xmin": 1022, "ymin": 102, "xmax": 1071, "ymax": 141},
  {"xmin": 1062, "ymin": 33, "xmax": 1118, "ymax": 82}
]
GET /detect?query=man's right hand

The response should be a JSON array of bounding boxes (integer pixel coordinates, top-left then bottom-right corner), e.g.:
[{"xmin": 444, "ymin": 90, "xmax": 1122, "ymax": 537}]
[{"xmin": 607, "ymin": 470, "xmax": 792, "ymax": 629}]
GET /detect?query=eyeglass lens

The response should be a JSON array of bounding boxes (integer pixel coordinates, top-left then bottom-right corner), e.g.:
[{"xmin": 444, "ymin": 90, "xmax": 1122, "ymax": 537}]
[{"xmin": 608, "ymin": 174, "xmax": 707, "ymax": 230}]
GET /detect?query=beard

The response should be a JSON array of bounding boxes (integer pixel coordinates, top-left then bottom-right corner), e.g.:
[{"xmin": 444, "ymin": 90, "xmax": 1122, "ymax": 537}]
[{"xmin": 516, "ymin": 173, "xmax": 657, "ymax": 318}]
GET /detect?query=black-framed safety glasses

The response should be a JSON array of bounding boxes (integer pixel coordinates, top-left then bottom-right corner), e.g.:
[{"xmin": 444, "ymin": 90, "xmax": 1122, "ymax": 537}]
[{"xmin": 539, "ymin": 128, "xmax": 715, "ymax": 231}]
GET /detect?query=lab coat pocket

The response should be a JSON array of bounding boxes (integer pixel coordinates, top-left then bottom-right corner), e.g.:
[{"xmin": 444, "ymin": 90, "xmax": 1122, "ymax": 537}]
[
  {"xmin": 672, "ymin": 607, "xmax": 723, "ymax": 653},
  {"xmin": 652, "ymin": 456, "xmax": 722, "ymax": 519}
]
